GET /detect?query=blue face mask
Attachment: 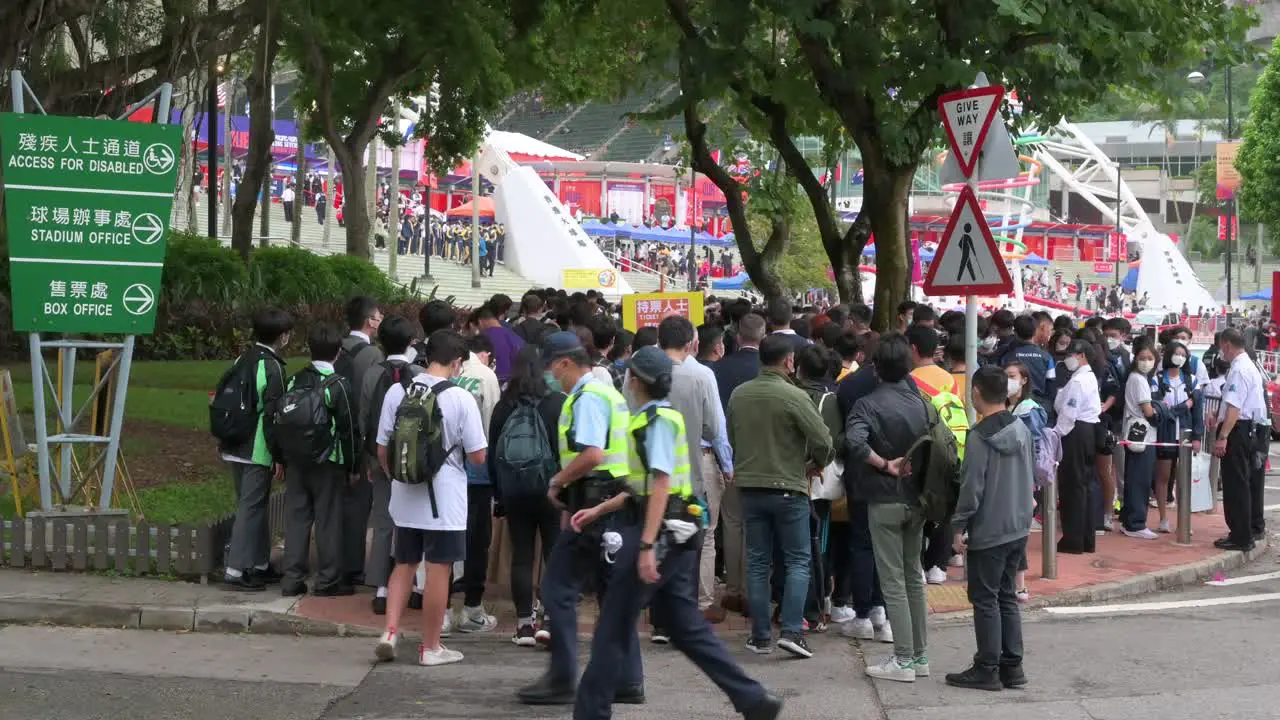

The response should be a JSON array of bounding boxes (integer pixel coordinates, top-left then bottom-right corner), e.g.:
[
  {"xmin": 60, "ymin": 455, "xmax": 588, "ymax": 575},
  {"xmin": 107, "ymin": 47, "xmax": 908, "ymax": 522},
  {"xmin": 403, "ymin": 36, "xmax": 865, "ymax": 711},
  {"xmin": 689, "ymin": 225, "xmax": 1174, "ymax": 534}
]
[{"xmin": 544, "ymin": 370, "xmax": 561, "ymax": 393}]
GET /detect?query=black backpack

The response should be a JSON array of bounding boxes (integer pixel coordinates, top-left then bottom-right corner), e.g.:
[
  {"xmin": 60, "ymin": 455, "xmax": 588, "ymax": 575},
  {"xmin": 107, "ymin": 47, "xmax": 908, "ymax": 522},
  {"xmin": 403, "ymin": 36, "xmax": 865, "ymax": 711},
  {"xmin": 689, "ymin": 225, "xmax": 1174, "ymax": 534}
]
[
  {"xmin": 364, "ymin": 359, "xmax": 416, "ymax": 456},
  {"xmin": 209, "ymin": 349, "xmax": 262, "ymax": 446},
  {"xmin": 334, "ymin": 339, "xmax": 370, "ymax": 393},
  {"xmin": 272, "ymin": 371, "xmax": 344, "ymax": 465}
]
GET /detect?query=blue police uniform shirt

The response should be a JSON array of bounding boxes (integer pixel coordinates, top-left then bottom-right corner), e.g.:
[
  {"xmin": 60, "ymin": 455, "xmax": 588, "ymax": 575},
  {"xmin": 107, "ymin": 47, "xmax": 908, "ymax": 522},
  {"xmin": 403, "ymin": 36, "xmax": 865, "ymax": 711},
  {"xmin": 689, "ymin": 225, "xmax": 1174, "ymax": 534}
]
[
  {"xmin": 569, "ymin": 374, "xmax": 612, "ymax": 450},
  {"xmin": 637, "ymin": 400, "xmax": 678, "ymax": 479}
]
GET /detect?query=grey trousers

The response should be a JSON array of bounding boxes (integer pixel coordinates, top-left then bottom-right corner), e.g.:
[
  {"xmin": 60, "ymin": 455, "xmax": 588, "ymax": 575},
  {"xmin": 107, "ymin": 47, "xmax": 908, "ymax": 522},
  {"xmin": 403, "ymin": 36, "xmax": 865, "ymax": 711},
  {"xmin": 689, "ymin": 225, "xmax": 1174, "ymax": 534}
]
[
  {"xmin": 966, "ymin": 538, "xmax": 1026, "ymax": 671},
  {"xmin": 342, "ymin": 472, "xmax": 373, "ymax": 582},
  {"xmin": 365, "ymin": 461, "xmax": 396, "ymax": 588},
  {"xmin": 867, "ymin": 502, "xmax": 928, "ymax": 662},
  {"xmin": 226, "ymin": 462, "xmax": 272, "ymax": 572},
  {"xmin": 282, "ymin": 461, "xmax": 346, "ymax": 591}
]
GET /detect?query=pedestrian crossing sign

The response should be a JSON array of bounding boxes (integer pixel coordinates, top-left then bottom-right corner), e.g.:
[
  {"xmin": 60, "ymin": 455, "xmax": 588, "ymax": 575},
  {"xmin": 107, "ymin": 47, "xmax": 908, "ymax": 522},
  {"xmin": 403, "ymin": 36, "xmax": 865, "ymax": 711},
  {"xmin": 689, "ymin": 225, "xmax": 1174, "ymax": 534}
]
[{"xmin": 922, "ymin": 185, "xmax": 1012, "ymax": 296}]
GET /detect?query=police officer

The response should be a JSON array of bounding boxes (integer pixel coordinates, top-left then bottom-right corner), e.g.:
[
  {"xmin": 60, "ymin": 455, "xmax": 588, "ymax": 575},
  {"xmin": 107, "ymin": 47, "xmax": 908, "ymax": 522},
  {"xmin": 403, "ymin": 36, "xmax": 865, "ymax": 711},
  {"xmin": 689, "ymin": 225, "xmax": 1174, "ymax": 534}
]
[
  {"xmin": 571, "ymin": 346, "xmax": 783, "ymax": 720},
  {"xmin": 1212, "ymin": 328, "xmax": 1268, "ymax": 551},
  {"xmin": 517, "ymin": 331, "xmax": 644, "ymax": 705}
]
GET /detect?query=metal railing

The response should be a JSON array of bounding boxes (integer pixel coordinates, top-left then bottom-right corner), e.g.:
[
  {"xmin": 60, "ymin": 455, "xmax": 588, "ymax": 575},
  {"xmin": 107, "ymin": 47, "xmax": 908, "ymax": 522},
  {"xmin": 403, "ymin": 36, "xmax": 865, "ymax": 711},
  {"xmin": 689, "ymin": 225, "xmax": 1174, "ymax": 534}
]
[{"xmin": 601, "ymin": 248, "xmax": 681, "ymax": 290}]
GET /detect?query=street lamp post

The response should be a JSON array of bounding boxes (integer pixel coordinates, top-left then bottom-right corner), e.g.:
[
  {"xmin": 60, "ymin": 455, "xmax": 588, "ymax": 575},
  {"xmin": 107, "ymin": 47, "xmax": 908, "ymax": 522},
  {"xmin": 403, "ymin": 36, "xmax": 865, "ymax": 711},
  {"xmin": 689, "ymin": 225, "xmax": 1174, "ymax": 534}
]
[{"xmin": 1115, "ymin": 162, "xmax": 1122, "ymax": 289}]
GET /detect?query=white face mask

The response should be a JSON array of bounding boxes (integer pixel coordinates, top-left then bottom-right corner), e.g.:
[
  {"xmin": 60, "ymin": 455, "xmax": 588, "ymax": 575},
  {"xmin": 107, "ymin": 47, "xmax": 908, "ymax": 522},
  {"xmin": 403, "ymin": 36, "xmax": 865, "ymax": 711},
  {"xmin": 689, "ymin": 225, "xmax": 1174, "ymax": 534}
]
[
  {"xmin": 1106, "ymin": 337, "xmax": 1121, "ymax": 351},
  {"xmin": 981, "ymin": 336, "xmax": 997, "ymax": 351},
  {"xmin": 1064, "ymin": 355, "xmax": 1081, "ymax": 372},
  {"xmin": 1007, "ymin": 378, "xmax": 1022, "ymax": 398},
  {"xmin": 1137, "ymin": 359, "xmax": 1155, "ymax": 374},
  {"xmin": 1170, "ymin": 354, "xmax": 1186, "ymax": 368}
]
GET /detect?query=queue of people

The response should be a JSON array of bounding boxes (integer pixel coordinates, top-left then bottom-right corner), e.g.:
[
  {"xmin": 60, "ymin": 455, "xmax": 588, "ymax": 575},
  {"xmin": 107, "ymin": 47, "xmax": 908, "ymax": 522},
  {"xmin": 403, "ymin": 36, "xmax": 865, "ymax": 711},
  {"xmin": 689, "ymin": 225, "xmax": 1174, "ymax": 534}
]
[{"xmin": 210, "ymin": 286, "xmax": 1269, "ymax": 713}]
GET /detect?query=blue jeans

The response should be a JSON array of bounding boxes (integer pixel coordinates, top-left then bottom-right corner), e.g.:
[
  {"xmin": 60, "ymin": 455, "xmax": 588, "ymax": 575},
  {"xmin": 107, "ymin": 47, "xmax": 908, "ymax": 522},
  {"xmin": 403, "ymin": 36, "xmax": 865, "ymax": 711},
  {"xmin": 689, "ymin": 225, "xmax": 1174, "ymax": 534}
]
[
  {"xmin": 1122, "ymin": 447, "xmax": 1156, "ymax": 531},
  {"xmin": 741, "ymin": 490, "xmax": 811, "ymax": 640},
  {"xmin": 574, "ymin": 522, "xmax": 766, "ymax": 720},
  {"xmin": 540, "ymin": 528, "xmax": 642, "ymax": 689}
]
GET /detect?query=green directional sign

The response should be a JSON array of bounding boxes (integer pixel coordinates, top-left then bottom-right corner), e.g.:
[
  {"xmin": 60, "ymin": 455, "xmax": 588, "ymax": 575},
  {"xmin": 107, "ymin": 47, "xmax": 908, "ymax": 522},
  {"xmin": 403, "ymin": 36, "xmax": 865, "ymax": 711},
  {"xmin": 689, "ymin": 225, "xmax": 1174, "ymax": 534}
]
[{"xmin": 1, "ymin": 112, "xmax": 182, "ymax": 334}]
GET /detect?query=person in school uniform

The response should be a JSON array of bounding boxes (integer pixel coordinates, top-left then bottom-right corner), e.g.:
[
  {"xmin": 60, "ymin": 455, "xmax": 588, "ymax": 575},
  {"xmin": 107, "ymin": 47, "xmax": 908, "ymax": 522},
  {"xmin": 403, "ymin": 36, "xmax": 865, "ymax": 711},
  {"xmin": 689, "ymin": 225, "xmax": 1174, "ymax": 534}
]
[
  {"xmin": 340, "ymin": 297, "xmax": 385, "ymax": 587},
  {"xmin": 571, "ymin": 346, "xmax": 784, "ymax": 720},
  {"xmin": 220, "ymin": 308, "xmax": 293, "ymax": 591},
  {"xmin": 1212, "ymin": 328, "xmax": 1269, "ymax": 552},
  {"xmin": 1054, "ymin": 340, "xmax": 1101, "ymax": 555},
  {"xmin": 274, "ymin": 323, "xmax": 361, "ymax": 596}
]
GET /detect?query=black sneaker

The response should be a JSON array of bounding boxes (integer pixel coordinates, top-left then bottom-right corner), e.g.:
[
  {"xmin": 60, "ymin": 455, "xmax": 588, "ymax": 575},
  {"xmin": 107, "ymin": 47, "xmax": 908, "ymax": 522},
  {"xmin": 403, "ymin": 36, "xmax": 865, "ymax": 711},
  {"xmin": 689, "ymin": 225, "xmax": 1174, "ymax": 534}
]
[
  {"xmin": 280, "ymin": 582, "xmax": 307, "ymax": 597},
  {"xmin": 613, "ymin": 684, "xmax": 645, "ymax": 704},
  {"xmin": 650, "ymin": 628, "xmax": 670, "ymax": 644},
  {"xmin": 512, "ymin": 624, "xmax": 536, "ymax": 647},
  {"xmin": 999, "ymin": 664, "xmax": 1028, "ymax": 688},
  {"xmin": 517, "ymin": 673, "xmax": 575, "ymax": 705},
  {"xmin": 745, "ymin": 637, "xmax": 773, "ymax": 655},
  {"xmin": 252, "ymin": 566, "xmax": 283, "ymax": 584},
  {"xmin": 743, "ymin": 693, "xmax": 784, "ymax": 720},
  {"xmin": 371, "ymin": 596, "xmax": 387, "ymax": 615},
  {"xmin": 223, "ymin": 573, "xmax": 266, "ymax": 592},
  {"xmin": 777, "ymin": 631, "xmax": 813, "ymax": 658},
  {"xmin": 945, "ymin": 665, "xmax": 1003, "ymax": 691},
  {"xmin": 408, "ymin": 591, "xmax": 424, "ymax": 610}
]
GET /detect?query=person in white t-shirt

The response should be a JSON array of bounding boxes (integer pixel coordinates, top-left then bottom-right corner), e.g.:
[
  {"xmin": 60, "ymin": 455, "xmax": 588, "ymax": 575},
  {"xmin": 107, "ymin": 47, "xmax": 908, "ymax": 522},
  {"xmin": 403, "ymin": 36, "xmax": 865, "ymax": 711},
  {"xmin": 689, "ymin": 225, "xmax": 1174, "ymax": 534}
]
[{"xmin": 374, "ymin": 330, "xmax": 487, "ymax": 667}]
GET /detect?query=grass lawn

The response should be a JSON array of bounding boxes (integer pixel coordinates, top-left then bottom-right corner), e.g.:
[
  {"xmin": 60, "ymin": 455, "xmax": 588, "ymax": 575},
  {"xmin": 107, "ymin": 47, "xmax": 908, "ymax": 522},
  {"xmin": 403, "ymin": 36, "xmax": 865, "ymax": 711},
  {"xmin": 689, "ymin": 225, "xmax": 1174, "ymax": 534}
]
[{"xmin": 2, "ymin": 356, "xmax": 307, "ymax": 524}]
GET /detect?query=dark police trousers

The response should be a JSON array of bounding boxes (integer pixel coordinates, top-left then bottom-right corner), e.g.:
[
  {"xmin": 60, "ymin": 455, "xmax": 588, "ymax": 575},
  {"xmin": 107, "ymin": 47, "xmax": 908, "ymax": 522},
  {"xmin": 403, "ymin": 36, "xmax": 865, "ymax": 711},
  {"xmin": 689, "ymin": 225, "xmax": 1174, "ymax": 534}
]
[
  {"xmin": 542, "ymin": 526, "xmax": 643, "ymax": 689},
  {"xmin": 1222, "ymin": 422, "xmax": 1266, "ymax": 546},
  {"xmin": 574, "ymin": 521, "xmax": 767, "ymax": 720}
]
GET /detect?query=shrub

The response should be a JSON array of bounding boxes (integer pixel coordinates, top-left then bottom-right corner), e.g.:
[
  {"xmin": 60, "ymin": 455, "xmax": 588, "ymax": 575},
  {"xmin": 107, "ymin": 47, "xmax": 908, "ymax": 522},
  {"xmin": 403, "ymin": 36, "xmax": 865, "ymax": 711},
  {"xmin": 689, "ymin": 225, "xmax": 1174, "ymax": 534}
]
[
  {"xmin": 163, "ymin": 232, "xmax": 249, "ymax": 306},
  {"xmin": 249, "ymin": 245, "xmax": 339, "ymax": 306},
  {"xmin": 324, "ymin": 253, "xmax": 411, "ymax": 304}
]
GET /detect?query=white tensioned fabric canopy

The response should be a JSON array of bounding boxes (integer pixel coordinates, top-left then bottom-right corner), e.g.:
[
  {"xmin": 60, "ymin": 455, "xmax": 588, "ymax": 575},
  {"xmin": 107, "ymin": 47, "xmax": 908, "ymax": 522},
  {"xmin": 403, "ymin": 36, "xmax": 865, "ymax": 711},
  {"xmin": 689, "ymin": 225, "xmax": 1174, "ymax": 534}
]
[{"xmin": 485, "ymin": 128, "xmax": 584, "ymax": 161}]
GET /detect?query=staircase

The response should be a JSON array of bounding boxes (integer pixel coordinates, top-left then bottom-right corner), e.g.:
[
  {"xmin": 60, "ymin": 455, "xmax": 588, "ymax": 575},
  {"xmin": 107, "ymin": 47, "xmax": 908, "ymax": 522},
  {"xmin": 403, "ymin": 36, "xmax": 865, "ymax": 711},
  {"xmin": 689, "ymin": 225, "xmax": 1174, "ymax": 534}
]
[{"xmin": 178, "ymin": 202, "xmax": 537, "ymax": 308}]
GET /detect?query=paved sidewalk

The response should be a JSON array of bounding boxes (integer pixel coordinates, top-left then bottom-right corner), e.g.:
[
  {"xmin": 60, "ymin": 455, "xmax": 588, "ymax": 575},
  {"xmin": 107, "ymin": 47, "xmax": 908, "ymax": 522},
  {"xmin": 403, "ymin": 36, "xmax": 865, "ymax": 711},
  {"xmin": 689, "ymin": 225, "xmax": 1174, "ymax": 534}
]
[{"xmin": 0, "ymin": 508, "xmax": 1265, "ymax": 638}]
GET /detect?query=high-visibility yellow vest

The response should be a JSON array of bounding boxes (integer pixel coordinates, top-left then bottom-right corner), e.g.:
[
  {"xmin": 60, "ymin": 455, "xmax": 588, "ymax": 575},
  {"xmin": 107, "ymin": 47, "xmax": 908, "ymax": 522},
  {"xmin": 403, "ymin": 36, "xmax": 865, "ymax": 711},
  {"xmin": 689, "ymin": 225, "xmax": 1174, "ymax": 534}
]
[
  {"xmin": 916, "ymin": 376, "xmax": 969, "ymax": 461},
  {"xmin": 627, "ymin": 405, "xmax": 693, "ymax": 498},
  {"xmin": 557, "ymin": 378, "xmax": 630, "ymax": 478}
]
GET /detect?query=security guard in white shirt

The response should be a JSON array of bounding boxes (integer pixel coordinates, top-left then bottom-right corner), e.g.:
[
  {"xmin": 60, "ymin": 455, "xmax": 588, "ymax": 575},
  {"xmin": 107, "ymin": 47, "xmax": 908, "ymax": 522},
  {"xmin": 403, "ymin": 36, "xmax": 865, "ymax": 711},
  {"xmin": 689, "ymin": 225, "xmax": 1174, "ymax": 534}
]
[
  {"xmin": 1212, "ymin": 328, "xmax": 1269, "ymax": 551},
  {"xmin": 1053, "ymin": 339, "xmax": 1102, "ymax": 555}
]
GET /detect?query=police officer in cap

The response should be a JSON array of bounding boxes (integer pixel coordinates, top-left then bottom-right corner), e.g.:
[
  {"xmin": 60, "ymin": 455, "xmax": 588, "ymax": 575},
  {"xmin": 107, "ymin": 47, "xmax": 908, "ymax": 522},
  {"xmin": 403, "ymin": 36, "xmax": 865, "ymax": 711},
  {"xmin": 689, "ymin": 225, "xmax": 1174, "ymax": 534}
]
[
  {"xmin": 518, "ymin": 331, "xmax": 644, "ymax": 705},
  {"xmin": 571, "ymin": 346, "xmax": 783, "ymax": 720},
  {"xmin": 1212, "ymin": 328, "xmax": 1269, "ymax": 551}
]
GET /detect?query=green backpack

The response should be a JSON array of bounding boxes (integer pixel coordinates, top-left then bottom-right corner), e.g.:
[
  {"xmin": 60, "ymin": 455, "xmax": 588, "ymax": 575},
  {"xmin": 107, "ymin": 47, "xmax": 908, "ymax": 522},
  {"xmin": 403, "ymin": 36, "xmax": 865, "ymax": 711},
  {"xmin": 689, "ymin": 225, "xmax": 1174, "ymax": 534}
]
[
  {"xmin": 389, "ymin": 380, "xmax": 457, "ymax": 519},
  {"xmin": 905, "ymin": 395, "xmax": 962, "ymax": 524}
]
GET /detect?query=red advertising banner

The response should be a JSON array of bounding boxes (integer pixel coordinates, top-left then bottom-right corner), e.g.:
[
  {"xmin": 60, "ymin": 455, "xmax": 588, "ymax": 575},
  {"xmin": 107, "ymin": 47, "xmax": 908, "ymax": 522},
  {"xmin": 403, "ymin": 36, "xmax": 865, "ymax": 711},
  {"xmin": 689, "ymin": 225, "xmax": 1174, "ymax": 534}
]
[
  {"xmin": 1218, "ymin": 215, "xmax": 1240, "ymax": 241},
  {"xmin": 1093, "ymin": 262, "xmax": 1115, "ymax": 275}
]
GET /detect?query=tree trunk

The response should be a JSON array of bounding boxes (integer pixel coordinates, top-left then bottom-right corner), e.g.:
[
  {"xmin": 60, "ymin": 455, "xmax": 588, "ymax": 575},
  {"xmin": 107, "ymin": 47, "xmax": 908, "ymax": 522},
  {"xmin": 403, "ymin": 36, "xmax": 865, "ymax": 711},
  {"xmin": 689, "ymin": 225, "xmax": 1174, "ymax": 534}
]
[
  {"xmin": 232, "ymin": 20, "xmax": 278, "ymax": 261},
  {"xmin": 259, "ymin": 171, "xmax": 271, "ymax": 245},
  {"xmin": 179, "ymin": 87, "xmax": 199, "ymax": 234},
  {"xmin": 864, "ymin": 162, "xmax": 916, "ymax": 332},
  {"xmin": 832, "ymin": 215, "xmax": 870, "ymax": 304},
  {"xmin": 332, "ymin": 141, "xmax": 371, "ymax": 258},
  {"xmin": 220, "ymin": 78, "xmax": 235, "ymax": 237},
  {"xmin": 291, "ymin": 118, "xmax": 306, "ymax": 247}
]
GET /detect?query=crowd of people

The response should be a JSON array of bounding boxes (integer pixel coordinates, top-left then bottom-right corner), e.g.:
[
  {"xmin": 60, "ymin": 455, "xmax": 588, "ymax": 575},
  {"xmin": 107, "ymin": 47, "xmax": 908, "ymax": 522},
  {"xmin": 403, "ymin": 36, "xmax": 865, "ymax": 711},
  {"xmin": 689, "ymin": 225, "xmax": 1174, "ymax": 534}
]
[{"xmin": 209, "ymin": 286, "xmax": 1272, "ymax": 715}]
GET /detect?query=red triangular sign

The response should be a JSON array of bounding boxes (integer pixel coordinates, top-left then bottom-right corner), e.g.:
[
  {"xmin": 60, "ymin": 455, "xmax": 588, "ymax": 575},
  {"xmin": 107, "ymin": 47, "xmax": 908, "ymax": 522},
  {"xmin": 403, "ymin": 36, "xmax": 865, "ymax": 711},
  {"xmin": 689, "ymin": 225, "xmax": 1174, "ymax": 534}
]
[
  {"xmin": 922, "ymin": 186, "xmax": 1013, "ymax": 296},
  {"xmin": 939, "ymin": 86, "xmax": 1004, "ymax": 178}
]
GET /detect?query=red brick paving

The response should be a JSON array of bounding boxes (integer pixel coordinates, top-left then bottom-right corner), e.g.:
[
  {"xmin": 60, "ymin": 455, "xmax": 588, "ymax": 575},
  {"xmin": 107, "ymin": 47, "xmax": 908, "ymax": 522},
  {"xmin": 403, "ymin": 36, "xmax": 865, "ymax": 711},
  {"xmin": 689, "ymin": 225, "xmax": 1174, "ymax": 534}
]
[{"xmin": 296, "ymin": 508, "xmax": 1237, "ymax": 635}]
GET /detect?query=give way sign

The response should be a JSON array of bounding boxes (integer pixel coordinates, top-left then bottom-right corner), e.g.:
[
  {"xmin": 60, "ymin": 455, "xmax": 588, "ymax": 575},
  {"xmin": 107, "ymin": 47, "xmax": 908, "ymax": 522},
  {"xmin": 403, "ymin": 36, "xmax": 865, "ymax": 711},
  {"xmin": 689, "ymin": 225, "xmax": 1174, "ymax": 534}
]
[
  {"xmin": 939, "ymin": 86, "xmax": 1004, "ymax": 178},
  {"xmin": 922, "ymin": 185, "xmax": 1012, "ymax": 296}
]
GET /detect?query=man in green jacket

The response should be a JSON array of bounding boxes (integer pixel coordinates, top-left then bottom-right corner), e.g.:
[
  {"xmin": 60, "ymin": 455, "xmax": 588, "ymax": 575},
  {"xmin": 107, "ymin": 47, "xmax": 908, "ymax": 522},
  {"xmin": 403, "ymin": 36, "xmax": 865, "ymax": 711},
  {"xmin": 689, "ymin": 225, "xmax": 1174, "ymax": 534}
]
[{"xmin": 727, "ymin": 335, "xmax": 833, "ymax": 659}]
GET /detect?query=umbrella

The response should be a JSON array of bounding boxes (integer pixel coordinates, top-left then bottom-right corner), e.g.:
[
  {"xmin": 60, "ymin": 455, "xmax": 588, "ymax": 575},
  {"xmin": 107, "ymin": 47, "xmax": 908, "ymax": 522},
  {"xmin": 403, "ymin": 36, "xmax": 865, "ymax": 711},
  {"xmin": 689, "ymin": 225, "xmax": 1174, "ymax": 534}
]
[
  {"xmin": 712, "ymin": 271, "xmax": 751, "ymax": 290},
  {"xmin": 1022, "ymin": 253, "xmax": 1050, "ymax": 266},
  {"xmin": 445, "ymin": 197, "xmax": 495, "ymax": 217}
]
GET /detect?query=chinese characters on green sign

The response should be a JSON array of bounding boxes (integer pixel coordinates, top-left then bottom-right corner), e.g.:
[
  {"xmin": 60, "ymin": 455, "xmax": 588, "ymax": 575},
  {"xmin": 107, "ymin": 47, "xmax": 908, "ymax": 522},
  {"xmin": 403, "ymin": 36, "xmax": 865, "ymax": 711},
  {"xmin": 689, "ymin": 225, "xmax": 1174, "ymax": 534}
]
[{"xmin": 1, "ymin": 113, "xmax": 181, "ymax": 335}]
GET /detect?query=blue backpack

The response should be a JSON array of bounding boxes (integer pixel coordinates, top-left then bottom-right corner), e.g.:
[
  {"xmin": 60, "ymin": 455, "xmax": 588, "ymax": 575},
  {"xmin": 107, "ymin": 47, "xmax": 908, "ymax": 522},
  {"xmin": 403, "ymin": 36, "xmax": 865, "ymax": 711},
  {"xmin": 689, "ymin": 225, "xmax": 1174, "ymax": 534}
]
[{"xmin": 495, "ymin": 398, "xmax": 558, "ymax": 498}]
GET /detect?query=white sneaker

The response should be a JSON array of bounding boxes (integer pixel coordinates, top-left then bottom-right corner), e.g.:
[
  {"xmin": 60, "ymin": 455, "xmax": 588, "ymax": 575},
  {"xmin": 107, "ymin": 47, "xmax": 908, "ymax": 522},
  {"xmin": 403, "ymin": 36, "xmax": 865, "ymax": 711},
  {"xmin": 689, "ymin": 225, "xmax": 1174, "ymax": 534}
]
[
  {"xmin": 1031, "ymin": 518, "xmax": 1043, "ymax": 532},
  {"xmin": 829, "ymin": 605, "xmax": 856, "ymax": 624},
  {"xmin": 375, "ymin": 630, "xmax": 398, "ymax": 662},
  {"xmin": 926, "ymin": 567, "xmax": 948, "ymax": 584},
  {"xmin": 912, "ymin": 657, "xmax": 930, "ymax": 677},
  {"xmin": 418, "ymin": 644, "xmax": 464, "ymax": 666},
  {"xmin": 1122, "ymin": 528, "xmax": 1160, "ymax": 540},
  {"xmin": 869, "ymin": 606, "xmax": 887, "ymax": 626},
  {"xmin": 866, "ymin": 655, "xmax": 915, "ymax": 682},
  {"xmin": 841, "ymin": 617, "xmax": 874, "ymax": 640},
  {"xmin": 948, "ymin": 553, "xmax": 965, "ymax": 568},
  {"xmin": 873, "ymin": 622, "xmax": 894, "ymax": 644},
  {"xmin": 1157, "ymin": 520, "xmax": 1172, "ymax": 534},
  {"xmin": 441, "ymin": 610, "xmax": 453, "ymax": 637},
  {"xmin": 457, "ymin": 607, "xmax": 498, "ymax": 633}
]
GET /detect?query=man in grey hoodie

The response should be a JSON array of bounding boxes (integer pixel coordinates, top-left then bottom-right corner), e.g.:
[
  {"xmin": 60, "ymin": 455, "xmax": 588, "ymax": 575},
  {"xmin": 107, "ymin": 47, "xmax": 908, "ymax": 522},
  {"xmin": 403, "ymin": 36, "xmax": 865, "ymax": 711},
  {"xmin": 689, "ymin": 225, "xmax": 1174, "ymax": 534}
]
[{"xmin": 946, "ymin": 365, "xmax": 1034, "ymax": 692}]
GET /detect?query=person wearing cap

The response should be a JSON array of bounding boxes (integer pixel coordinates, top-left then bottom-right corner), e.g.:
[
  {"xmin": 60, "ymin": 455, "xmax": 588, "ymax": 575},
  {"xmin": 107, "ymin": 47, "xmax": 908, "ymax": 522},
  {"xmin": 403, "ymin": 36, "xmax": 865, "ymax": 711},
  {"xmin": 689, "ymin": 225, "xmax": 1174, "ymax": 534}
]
[
  {"xmin": 571, "ymin": 346, "xmax": 784, "ymax": 720},
  {"xmin": 1053, "ymin": 338, "xmax": 1101, "ymax": 554},
  {"xmin": 517, "ymin": 331, "xmax": 642, "ymax": 706}
]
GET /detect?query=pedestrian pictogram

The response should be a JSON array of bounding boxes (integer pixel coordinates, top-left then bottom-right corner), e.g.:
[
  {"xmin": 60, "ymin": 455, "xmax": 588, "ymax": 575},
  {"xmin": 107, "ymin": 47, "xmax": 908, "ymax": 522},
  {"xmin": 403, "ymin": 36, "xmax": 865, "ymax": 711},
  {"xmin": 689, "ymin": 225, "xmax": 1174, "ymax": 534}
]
[
  {"xmin": 131, "ymin": 213, "xmax": 164, "ymax": 245},
  {"xmin": 939, "ymin": 86, "xmax": 1004, "ymax": 178},
  {"xmin": 922, "ymin": 186, "xmax": 1012, "ymax": 296},
  {"xmin": 142, "ymin": 143, "xmax": 175, "ymax": 175},
  {"xmin": 121, "ymin": 283, "xmax": 155, "ymax": 316}
]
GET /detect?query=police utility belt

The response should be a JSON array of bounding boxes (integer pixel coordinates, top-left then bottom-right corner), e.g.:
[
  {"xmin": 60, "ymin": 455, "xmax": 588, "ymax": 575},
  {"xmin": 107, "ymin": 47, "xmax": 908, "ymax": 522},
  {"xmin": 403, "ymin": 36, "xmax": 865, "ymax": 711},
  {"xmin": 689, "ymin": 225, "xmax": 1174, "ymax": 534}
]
[{"xmin": 626, "ymin": 494, "xmax": 703, "ymax": 549}]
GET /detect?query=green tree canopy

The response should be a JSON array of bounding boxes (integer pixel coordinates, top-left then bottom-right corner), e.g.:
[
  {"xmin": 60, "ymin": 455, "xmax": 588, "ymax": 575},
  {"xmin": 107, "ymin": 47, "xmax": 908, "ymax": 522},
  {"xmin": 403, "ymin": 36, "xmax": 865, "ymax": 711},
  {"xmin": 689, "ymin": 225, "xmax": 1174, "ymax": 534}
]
[{"xmin": 1237, "ymin": 36, "xmax": 1280, "ymax": 230}]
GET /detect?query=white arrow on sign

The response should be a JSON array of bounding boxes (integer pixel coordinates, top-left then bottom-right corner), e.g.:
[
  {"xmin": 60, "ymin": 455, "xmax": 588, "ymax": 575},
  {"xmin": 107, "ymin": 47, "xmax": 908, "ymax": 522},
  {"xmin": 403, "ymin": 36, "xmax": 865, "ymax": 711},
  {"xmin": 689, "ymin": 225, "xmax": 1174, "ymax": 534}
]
[
  {"xmin": 142, "ymin": 143, "xmax": 176, "ymax": 175},
  {"xmin": 922, "ymin": 186, "xmax": 1012, "ymax": 296},
  {"xmin": 121, "ymin": 283, "xmax": 156, "ymax": 316},
  {"xmin": 130, "ymin": 213, "xmax": 165, "ymax": 245},
  {"xmin": 939, "ymin": 86, "xmax": 1004, "ymax": 178}
]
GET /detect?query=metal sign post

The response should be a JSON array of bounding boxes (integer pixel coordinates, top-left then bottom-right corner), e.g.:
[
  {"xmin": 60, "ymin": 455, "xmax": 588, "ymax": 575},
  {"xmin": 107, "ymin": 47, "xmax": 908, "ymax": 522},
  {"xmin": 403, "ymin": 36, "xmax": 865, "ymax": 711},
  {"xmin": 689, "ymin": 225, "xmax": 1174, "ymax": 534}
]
[{"xmin": 3, "ymin": 73, "xmax": 178, "ymax": 512}]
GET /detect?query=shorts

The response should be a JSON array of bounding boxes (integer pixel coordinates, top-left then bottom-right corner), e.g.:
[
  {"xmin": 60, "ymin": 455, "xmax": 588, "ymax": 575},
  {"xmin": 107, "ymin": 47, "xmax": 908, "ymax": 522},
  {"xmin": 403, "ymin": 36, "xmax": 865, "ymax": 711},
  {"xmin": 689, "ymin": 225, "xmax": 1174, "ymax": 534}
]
[{"xmin": 391, "ymin": 527, "xmax": 466, "ymax": 565}]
